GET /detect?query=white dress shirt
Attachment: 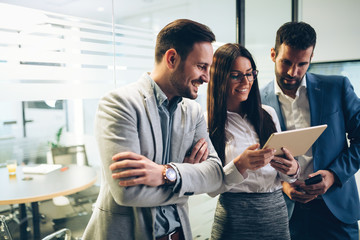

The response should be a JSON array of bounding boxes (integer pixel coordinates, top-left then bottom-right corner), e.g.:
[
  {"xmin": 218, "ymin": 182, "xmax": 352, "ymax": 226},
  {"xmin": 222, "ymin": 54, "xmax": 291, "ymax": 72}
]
[
  {"xmin": 223, "ymin": 105, "xmax": 297, "ymax": 193},
  {"xmin": 274, "ymin": 76, "xmax": 313, "ymax": 180}
]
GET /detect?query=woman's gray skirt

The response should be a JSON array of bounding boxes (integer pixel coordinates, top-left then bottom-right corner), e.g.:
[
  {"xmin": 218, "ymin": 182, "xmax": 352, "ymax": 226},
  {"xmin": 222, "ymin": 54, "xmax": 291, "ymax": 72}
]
[{"xmin": 211, "ymin": 189, "xmax": 290, "ymax": 240}]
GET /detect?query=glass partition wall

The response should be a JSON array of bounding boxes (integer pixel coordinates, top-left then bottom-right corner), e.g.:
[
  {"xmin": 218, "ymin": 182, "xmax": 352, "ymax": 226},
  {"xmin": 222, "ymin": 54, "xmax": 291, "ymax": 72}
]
[
  {"xmin": 0, "ymin": 1, "xmax": 237, "ymax": 238},
  {"xmin": 0, "ymin": 0, "xmax": 238, "ymax": 169},
  {"xmin": 0, "ymin": 2, "xmax": 153, "ymax": 167}
]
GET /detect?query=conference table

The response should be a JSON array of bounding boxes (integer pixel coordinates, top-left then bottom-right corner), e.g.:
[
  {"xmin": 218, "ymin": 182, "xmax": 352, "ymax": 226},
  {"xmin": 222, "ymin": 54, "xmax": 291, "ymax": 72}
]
[{"xmin": 0, "ymin": 164, "xmax": 98, "ymax": 240}]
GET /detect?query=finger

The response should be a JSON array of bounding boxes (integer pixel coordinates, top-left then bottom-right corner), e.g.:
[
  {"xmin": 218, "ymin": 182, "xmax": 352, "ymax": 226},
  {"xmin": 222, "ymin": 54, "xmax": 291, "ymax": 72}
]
[
  {"xmin": 303, "ymin": 184, "xmax": 326, "ymax": 195},
  {"xmin": 281, "ymin": 147, "xmax": 295, "ymax": 161},
  {"xmin": 189, "ymin": 138, "xmax": 206, "ymax": 159},
  {"xmin": 112, "ymin": 169, "xmax": 145, "ymax": 179},
  {"xmin": 119, "ymin": 177, "xmax": 144, "ymax": 187},
  {"xmin": 193, "ymin": 141, "xmax": 208, "ymax": 163},
  {"xmin": 307, "ymin": 170, "xmax": 322, "ymax": 179},
  {"xmin": 112, "ymin": 151, "xmax": 142, "ymax": 161},
  {"xmin": 257, "ymin": 147, "xmax": 275, "ymax": 156},
  {"xmin": 199, "ymin": 148, "xmax": 209, "ymax": 163},
  {"xmin": 251, "ymin": 155, "xmax": 273, "ymax": 167},
  {"xmin": 247, "ymin": 143, "xmax": 260, "ymax": 151},
  {"xmin": 183, "ymin": 156, "xmax": 191, "ymax": 164},
  {"xmin": 270, "ymin": 161, "xmax": 287, "ymax": 173},
  {"xmin": 109, "ymin": 160, "xmax": 145, "ymax": 171}
]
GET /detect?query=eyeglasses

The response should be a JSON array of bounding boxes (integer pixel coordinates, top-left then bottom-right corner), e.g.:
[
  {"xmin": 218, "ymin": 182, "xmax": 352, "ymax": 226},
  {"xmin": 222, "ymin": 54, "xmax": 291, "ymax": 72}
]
[{"xmin": 229, "ymin": 70, "xmax": 258, "ymax": 83}]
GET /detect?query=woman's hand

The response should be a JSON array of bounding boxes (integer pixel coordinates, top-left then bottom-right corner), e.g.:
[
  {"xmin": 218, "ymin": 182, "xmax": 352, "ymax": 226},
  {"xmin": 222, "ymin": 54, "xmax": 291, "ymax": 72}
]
[
  {"xmin": 270, "ymin": 147, "xmax": 299, "ymax": 176},
  {"xmin": 233, "ymin": 144, "xmax": 275, "ymax": 175}
]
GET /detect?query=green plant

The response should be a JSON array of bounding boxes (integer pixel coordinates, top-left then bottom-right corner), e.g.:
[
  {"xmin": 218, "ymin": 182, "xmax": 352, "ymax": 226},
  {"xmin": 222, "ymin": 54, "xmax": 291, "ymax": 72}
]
[{"xmin": 48, "ymin": 126, "xmax": 64, "ymax": 148}]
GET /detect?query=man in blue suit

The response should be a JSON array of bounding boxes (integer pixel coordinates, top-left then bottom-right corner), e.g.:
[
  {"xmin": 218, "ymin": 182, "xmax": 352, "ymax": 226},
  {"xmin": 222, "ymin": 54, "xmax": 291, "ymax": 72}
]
[{"xmin": 261, "ymin": 21, "xmax": 360, "ymax": 240}]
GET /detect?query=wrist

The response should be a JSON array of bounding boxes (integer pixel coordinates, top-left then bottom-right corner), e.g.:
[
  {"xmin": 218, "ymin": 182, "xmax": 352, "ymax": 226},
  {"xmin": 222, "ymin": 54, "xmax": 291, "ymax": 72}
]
[
  {"xmin": 162, "ymin": 164, "xmax": 177, "ymax": 186},
  {"xmin": 234, "ymin": 160, "xmax": 247, "ymax": 175},
  {"xmin": 288, "ymin": 160, "xmax": 300, "ymax": 177}
]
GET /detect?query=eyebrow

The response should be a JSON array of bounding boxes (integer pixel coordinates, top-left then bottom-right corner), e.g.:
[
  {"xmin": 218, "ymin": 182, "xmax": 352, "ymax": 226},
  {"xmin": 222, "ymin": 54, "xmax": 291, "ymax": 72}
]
[
  {"xmin": 198, "ymin": 62, "xmax": 209, "ymax": 66},
  {"xmin": 230, "ymin": 68, "xmax": 253, "ymax": 73}
]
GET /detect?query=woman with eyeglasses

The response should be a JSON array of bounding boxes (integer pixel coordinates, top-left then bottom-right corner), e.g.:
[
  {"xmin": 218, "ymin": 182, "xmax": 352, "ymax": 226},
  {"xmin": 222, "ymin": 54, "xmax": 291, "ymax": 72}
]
[{"xmin": 207, "ymin": 43, "xmax": 299, "ymax": 240}]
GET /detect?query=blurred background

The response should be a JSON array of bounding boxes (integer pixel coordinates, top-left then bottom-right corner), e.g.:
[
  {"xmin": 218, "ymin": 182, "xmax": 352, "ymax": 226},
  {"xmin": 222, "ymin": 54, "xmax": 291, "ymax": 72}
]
[{"xmin": 0, "ymin": 0, "xmax": 359, "ymax": 239}]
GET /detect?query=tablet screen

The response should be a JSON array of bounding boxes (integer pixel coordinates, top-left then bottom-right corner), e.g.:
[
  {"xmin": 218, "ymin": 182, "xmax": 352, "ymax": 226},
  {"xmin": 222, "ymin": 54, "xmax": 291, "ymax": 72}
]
[{"xmin": 262, "ymin": 124, "xmax": 327, "ymax": 157}]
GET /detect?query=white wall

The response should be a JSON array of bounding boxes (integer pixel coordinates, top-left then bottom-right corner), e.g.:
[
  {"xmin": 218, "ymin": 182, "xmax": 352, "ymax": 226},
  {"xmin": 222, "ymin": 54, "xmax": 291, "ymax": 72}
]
[{"xmin": 301, "ymin": 0, "xmax": 360, "ymax": 63}]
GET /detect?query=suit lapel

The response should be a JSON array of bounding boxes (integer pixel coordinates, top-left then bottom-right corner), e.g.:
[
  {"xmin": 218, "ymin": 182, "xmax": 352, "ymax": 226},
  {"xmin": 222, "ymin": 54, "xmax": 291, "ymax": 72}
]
[
  {"xmin": 140, "ymin": 76, "xmax": 163, "ymax": 164},
  {"xmin": 264, "ymin": 82, "xmax": 286, "ymax": 131},
  {"xmin": 306, "ymin": 73, "xmax": 323, "ymax": 126}
]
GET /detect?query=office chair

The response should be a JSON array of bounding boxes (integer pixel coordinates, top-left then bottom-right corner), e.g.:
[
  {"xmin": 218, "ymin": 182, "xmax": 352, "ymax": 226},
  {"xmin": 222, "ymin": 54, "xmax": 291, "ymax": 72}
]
[
  {"xmin": 51, "ymin": 145, "xmax": 89, "ymax": 167},
  {"xmin": 42, "ymin": 228, "xmax": 71, "ymax": 240},
  {"xmin": 1, "ymin": 215, "xmax": 71, "ymax": 240},
  {"xmin": 50, "ymin": 145, "xmax": 99, "ymax": 212},
  {"xmin": 0, "ymin": 215, "xmax": 12, "ymax": 240}
]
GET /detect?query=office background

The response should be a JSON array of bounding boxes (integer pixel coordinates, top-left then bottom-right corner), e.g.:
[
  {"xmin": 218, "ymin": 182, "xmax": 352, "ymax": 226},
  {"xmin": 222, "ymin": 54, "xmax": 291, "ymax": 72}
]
[{"xmin": 0, "ymin": 0, "xmax": 359, "ymax": 238}]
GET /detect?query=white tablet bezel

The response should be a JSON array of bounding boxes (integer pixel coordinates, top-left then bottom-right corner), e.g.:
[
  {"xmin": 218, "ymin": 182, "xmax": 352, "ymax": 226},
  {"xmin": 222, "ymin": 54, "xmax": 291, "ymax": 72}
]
[{"xmin": 262, "ymin": 124, "xmax": 327, "ymax": 157}]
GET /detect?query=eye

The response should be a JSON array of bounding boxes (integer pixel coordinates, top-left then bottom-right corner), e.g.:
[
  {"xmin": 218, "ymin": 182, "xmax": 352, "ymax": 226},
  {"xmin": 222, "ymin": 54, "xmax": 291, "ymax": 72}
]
[
  {"xmin": 282, "ymin": 60, "xmax": 292, "ymax": 66},
  {"xmin": 298, "ymin": 62, "xmax": 309, "ymax": 67},
  {"xmin": 244, "ymin": 73, "xmax": 252, "ymax": 77},
  {"xmin": 198, "ymin": 65, "xmax": 206, "ymax": 70},
  {"xmin": 230, "ymin": 74, "xmax": 239, "ymax": 80}
]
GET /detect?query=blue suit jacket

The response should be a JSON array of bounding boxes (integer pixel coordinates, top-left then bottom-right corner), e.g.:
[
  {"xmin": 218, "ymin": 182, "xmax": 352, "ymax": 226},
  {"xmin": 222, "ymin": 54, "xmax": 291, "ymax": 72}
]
[{"xmin": 261, "ymin": 72, "xmax": 360, "ymax": 224}]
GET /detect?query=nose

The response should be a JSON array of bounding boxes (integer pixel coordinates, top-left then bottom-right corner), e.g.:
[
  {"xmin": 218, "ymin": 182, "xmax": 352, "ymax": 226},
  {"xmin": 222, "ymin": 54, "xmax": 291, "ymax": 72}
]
[
  {"xmin": 202, "ymin": 71, "xmax": 210, "ymax": 83},
  {"xmin": 287, "ymin": 65, "xmax": 297, "ymax": 77}
]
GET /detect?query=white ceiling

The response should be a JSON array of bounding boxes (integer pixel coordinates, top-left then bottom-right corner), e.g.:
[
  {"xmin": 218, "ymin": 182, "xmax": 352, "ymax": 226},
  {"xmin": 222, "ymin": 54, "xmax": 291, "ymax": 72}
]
[{"xmin": 0, "ymin": 0, "xmax": 191, "ymax": 24}]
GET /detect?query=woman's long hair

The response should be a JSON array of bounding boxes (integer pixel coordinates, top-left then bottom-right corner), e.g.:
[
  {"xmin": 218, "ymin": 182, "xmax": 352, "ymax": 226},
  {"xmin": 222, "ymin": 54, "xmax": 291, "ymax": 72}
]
[{"xmin": 207, "ymin": 43, "xmax": 277, "ymax": 165}]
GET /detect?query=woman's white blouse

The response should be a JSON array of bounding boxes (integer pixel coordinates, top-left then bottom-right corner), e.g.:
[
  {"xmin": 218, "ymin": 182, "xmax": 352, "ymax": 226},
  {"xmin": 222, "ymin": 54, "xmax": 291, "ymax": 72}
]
[{"xmin": 223, "ymin": 105, "xmax": 296, "ymax": 193}]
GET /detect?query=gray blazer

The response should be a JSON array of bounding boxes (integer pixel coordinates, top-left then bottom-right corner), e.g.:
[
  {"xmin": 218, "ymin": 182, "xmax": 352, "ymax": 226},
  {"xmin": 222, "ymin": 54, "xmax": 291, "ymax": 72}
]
[{"xmin": 82, "ymin": 73, "xmax": 224, "ymax": 240}]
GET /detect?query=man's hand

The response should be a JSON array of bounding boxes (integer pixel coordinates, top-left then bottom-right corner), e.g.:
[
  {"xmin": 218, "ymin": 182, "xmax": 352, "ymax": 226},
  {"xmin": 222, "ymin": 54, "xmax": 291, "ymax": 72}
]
[
  {"xmin": 270, "ymin": 147, "xmax": 299, "ymax": 176},
  {"xmin": 110, "ymin": 152, "xmax": 164, "ymax": 187},
  {"xmin": 282, "ymin": 181, "xmax": 318, "ymax": 204},
  {"xmin": 233, "ymin": 144, "xmax": 275, "ymax": 175},
  {"xmin": 184, "ymin": 138, "xmax": 208, "ymax": 164},
  {"xmin": 301, "ymin": 170, "xmax": 335, "ymax": 195}
]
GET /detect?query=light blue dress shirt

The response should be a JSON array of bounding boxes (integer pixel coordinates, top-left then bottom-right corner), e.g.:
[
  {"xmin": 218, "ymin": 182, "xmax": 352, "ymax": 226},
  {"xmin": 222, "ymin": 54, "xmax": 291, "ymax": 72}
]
[{"xmin": 152, "ymin": 80, "xmax": 182, "ymax": 237}]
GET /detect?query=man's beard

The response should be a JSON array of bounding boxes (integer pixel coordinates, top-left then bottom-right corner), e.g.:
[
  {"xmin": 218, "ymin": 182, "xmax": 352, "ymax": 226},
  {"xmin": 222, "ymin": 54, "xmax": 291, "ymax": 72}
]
[
  {"xmin": 276, "ymin": 72, "xmax": 301, "ymax": 92},
  {"xmin": 169, "ymin": 63, "xmax": 197, "ymax": 99}
]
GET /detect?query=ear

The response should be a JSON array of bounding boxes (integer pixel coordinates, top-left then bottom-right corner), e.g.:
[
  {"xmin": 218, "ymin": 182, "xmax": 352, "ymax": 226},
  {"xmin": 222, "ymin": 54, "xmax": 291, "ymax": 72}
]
[
  {"xmin": 164, "ymin": 49, "xmax": 178, "ymax": 70},
  {"xmin": 270, "ymin": 48, "xmax": 276, "ymax": 63}
]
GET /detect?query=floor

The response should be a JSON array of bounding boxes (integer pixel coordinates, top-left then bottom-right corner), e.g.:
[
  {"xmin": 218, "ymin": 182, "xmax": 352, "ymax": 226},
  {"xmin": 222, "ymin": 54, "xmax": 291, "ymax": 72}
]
[
  {"xmin": 2, "ymin": 200, "xmax": 92, "ymax": 240},
  {"xmin": 3, "ymin": 195, "xmax": 359, "ymax": 240},
  {"xmin": 2, "ymin": 194, "xmax": 218, "ymax": 240}
]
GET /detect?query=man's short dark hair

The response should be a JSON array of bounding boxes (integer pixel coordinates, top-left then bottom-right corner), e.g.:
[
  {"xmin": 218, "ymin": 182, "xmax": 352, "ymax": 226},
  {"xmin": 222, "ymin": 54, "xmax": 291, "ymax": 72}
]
[
  {"xmin": 155, "ymin": 19, "xmax": 216, "ymax": 63},
  {"xmin": 274, "ymin": 21, "xmax": 317, "ymax": 56}
]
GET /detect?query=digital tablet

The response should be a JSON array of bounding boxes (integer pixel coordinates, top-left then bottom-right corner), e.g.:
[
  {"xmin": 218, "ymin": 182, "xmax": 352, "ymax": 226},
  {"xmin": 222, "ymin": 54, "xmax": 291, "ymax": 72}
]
[{"xmin": 262, "ymin": 124, "xmax": 327, "ymax": 157}]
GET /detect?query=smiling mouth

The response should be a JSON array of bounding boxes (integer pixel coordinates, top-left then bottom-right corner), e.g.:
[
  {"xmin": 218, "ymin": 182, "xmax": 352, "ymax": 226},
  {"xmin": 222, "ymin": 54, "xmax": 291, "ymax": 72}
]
[
  {"xmin": 236, "ymin": 88, "xmax": 248, "ymax": 93},
  {"xmin": 192, "ymin": 81, "xmax": 202, "ymax": 88}
]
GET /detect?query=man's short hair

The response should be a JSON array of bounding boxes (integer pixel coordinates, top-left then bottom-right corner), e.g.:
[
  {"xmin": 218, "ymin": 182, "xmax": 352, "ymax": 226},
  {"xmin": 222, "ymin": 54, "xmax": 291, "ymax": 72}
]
[
  {"xmin": 274, "ymin": 21, "xmax": 317, "ymax": 56},
  {"xmin": 155, "ymin": 19, "xmax": 216, "ymax": 63}
]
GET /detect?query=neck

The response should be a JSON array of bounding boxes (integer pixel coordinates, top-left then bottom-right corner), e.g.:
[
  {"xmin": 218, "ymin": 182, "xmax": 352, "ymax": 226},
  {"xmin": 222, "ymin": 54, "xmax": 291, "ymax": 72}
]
[
  {"xmin": 227, "ymin": 102, "xmax": 244, "ymax": 116},
  {"xmin": 150, "ymin": 67, "xmax": 175, "ymax": 101},
  {"xmin": 281, "ymin": 87, "xmax": 297, "ymax": 99}
]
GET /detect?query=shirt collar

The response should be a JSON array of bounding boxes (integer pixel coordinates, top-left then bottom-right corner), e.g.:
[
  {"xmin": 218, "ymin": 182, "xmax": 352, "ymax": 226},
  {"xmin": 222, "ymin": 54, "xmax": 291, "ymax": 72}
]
[
  {"xmin": 274, "ymin": 74, "xmax": 307, "ymax": 97},
  {"xmin": 151, "ymin": 76, "xmax": 182, "ymax": 109}
]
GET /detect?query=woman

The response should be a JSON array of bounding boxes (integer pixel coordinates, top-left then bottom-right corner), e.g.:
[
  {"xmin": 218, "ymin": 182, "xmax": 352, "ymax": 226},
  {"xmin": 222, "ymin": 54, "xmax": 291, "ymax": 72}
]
[{"xmin": 207, "ymin": 43, "xmax": 299, "ymax": 240}]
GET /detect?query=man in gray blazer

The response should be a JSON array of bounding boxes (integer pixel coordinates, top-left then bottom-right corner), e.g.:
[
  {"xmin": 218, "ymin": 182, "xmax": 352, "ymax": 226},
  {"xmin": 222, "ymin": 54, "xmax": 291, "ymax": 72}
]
[{"xmin": 82, "ymin": 19, "xmax": 244, "ymax": 240}]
